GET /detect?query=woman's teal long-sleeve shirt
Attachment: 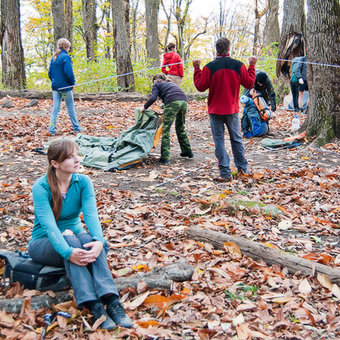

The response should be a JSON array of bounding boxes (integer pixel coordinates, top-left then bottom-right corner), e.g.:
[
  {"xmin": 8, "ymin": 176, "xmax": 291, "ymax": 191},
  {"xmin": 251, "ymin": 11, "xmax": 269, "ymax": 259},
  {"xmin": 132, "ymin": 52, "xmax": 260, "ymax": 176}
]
[{"xmin": 30, "ymin": 173, "xmax": 105, "ymax": 260}]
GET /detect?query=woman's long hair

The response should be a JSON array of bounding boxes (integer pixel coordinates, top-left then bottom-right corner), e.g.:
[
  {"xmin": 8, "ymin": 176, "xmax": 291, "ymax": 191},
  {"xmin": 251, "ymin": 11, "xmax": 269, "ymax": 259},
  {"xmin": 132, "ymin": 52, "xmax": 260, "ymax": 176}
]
[
  {"xmin": 165, "ymin": 43, "xmax": 175, "ymax": 53},
  {"xmin": 53, "ymin": 38, "xmax": 71, "ymax": 61},
  {"xmin": 47, "ymin": 138, "xmax": 78, "ymax": 220}
]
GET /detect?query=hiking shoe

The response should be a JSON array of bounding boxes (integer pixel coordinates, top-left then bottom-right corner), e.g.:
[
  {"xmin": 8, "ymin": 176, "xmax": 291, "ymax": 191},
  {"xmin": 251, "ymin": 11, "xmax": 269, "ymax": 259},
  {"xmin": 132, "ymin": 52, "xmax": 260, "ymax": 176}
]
[
  {"xmin": 213, "ymin": 176, "xmax": 231, "ymax": 182},
  {"xmin": 106, "ymin": 298, "xmax": 132, "ymax": 328},
  {"xmin": 159, "ymin": 158, "xmax": 170, "ymax": 165},
  {"xmin": 180, "ymin": 151, "xmax": 194, "ymax": 158},
  {"xmin": 88, "ymin": 300, "xmax": 116, "ymax": 330}
]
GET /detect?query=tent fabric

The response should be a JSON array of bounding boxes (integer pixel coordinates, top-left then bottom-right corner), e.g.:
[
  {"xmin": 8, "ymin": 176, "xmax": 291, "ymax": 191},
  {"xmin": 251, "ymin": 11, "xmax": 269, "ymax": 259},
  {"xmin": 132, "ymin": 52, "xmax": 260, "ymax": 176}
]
[{"xmin": 74, "ymin": 109, "xmax": 162, "ymax": 171}]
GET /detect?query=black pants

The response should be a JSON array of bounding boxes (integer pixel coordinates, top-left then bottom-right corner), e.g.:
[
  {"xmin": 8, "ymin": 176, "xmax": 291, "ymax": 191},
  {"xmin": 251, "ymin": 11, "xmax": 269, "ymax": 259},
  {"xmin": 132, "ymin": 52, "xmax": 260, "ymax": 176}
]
[{"xmin": 291, "ymin": 81, "xmax": 300, "ymax": 112}]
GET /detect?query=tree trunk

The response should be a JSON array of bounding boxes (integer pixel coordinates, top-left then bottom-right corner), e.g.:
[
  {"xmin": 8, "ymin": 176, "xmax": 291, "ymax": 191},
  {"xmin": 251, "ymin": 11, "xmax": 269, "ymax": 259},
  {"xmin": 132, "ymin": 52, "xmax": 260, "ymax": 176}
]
[
  {"xmin": 52, "ymin": 0, "xmax": 66, "ymax": 47},
  {"xmin": 303, "ymin": 0, "xmax": 340, "ymax": 144},
  {"xmin": 276, "ymin": 0, "xmax": 306, "ymax": 77},
  {"xmin": 160, "ymin": 0, "xmax": 172, "ymax": 50},
  {"xmin": 130, "ymin": 0, "xmax": 140, "ymax": 62},
  {"xmin": 263, "ymin": 0, "xmax": 280, "ymax": 47},
  {"xmin": 112, "ymin": 0, "xmax": 135, "ymax": 91},
  {"xmin": 0, "ymin": 0, "xmax": 26, "ymax": 89},
  {"xmin": 186, "ymin": 227, "xmax": 340, "ymax": 285},
  {"xmin": 65, "ymin": 0, "xmax": 73, "ymax": 47},
  {"xmin": 145, "ymin": 0, "xmax": 160, "ymax": 67},
  {"xmin": 253, "ymin": 0, "xmax": 269, "ymax": 54},
  {"xmin": 174, "ymin": 0, "xmax": 192, "ymax": 61},
  {"xmin": 82, "ymin": 0, "xmax": 97, "ymax": 61}
]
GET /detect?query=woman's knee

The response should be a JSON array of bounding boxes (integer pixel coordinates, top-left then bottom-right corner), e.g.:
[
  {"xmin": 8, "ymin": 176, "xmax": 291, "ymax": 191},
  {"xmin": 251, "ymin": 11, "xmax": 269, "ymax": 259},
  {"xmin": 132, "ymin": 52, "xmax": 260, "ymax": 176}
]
[{"xmin": 64, "ymin": 234, "xmax": 82, "ymax": 248}]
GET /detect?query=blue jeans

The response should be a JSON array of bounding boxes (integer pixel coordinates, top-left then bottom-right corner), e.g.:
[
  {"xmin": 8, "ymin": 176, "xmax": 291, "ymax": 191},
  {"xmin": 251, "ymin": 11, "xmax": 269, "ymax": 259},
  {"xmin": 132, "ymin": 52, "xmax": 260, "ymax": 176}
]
[
  {"xmin": 49, "ymin": 90, "xmax": 81, "ymax": 134},
  {"xmin": 28, "ymin": 232, "xmax": 118, "ymax": 307},
  {"xmin": 209, "ymin": 113, "xmax": 247, "ymax": 178}
]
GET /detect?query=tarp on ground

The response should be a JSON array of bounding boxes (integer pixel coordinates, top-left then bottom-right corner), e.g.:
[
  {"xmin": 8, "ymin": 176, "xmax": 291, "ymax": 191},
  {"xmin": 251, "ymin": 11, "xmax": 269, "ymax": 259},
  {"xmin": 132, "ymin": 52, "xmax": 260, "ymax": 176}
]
[{"xmin": 74, "ymin": 109, "xmax": 162, "ymax": 171}]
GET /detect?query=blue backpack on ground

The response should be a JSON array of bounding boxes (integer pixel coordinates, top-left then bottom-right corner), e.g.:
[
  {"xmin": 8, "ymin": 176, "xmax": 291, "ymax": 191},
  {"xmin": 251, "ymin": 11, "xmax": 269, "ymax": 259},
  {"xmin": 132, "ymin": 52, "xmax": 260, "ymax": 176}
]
[{"xmin": 241, "ymin": 95, "xmax": 269, "ymax": 138}]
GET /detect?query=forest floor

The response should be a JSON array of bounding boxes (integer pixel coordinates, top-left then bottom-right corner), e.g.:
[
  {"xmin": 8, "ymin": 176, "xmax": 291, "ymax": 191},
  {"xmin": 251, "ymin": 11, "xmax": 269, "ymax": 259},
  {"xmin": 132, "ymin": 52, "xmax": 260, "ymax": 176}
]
[{"xmin": 0, "ymin": 97, "xmax": 339, "ymax": 339}]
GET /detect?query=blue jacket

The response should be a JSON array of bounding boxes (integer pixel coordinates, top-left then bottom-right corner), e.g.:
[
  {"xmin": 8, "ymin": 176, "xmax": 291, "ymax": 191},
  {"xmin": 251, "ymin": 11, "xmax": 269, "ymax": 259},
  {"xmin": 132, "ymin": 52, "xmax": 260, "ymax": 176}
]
[
  {"xmin": 29, "ymin": 174, "xmax": 105, "ymax": 259},
  {"xmin": 48, "ymin": 49, "xmax": 75, "ymax": 91},
  {"xmin": 294, "ymin": 56, "xmax": 307, "ymax": 81}
]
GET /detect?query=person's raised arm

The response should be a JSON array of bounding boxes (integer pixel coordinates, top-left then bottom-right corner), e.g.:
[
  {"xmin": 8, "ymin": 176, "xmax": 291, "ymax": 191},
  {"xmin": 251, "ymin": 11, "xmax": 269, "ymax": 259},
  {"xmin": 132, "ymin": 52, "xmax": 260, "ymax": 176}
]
[
  {"xmin": 240, "ymin": 56, "xmax": 257, "ymax": 89},
  {"xmin": 193, "ymin": 60, "xmax": 211, "ymax": 92}
]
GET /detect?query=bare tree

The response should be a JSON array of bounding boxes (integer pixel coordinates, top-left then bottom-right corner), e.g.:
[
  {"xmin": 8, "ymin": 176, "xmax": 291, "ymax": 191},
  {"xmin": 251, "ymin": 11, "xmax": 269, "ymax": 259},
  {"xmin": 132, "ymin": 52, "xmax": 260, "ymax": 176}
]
[
  {"xmin": 303, "ymin": 0, "xmax": 340, "ymax": 144},
  {"xmin": 1, "ymin": 0, "xmax": 26, "ymax": 89},
  {"xmin": 82, "ymin": 0, "xmax": 97, "ymax": 61},
  {"xmin": 253, "ymin": 0, "xmax": 269, "ymax": 54},
  {"xmin": 130, "ymin": 0, "xmax": 140, "ymax": 62},
  {"xmin": 172, "ymin": 0, "xmax": 192, "ymax": 59},
  {"xmin": 160, "ymin": 0, "xmax": 174, "ymax": 50},
  {"xmin": 276, "ymin": 0, "xmax": 305, "ymax": 77},
  {"xmin": 145, "ymin": 0, "xmax": 160, "ymax": 66},
  {"xmin": 112, "ymin": 0, "xmax": 135, "ymax": 91},
  {"xmin": 263, "ymin": 0, "xmax": 280, "ymax": 47}
]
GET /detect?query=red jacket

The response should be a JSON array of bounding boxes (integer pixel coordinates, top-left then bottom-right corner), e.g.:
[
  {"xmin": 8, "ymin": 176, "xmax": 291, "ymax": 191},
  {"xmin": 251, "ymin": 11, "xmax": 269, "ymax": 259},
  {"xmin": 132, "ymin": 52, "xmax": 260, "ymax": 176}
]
[
  {"xmin": 161, "ymin": 52, "xmax": 184, "ymax": 78},
  {"xmin": 194, "ymin": 55, "xmax": 256, "ymax": 115}
]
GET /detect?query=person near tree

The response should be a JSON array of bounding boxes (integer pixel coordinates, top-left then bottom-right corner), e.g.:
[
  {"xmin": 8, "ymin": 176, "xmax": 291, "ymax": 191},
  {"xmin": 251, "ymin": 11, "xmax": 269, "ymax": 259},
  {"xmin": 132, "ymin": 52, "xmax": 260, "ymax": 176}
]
[
  {"xmin": 291, "ymin": 54, "xmax": 308, "ymax": 113},
  {"xmin": 28, "ymin": 138, "xmax": 132, "ymax": 330},
  {"xmin": 48, "ymin": 38, "xmax": 82, "ymax": 135},
  {"xmin": 142, "ymin": 74, "xmax": 193, "ymax": 165},
  {"xmin": 193, "ymin": 37, "xmax": 257, "ymax": 181},
  {"xmin": 161, "ymin": 43, "xmax": 184, "ymax": 87},
  {"xmin": 245, "ymin": 70, "xmax": 276, "ymax": 112}
]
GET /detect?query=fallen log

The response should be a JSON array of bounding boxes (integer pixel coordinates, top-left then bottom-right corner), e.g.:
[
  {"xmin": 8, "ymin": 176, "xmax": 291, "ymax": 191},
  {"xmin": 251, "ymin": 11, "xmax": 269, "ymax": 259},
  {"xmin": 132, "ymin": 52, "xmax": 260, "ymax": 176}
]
[
  {"xmin": 0, "ymin": 260, "xmax": 193, "ymax": 313},
  {"xmin": 186, "ymin": 226, "xmax": 340, "ymax": 285}
]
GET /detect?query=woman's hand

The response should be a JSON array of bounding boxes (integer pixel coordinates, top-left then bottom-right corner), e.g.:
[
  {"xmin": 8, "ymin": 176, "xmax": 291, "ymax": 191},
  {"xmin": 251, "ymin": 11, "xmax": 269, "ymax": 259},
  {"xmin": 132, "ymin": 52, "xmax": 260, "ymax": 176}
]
[
  {"xmin": 69, "ymin": 248, "xmax": 89, "ymax": 266},
  {"xmin": 83, "ymin": 241, "xmax": 103, "ymax": 261}
]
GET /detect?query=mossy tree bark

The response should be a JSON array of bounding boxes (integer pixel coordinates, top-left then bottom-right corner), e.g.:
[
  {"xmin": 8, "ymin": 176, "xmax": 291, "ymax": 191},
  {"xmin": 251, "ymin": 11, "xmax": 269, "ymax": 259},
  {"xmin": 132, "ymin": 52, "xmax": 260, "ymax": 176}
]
[
  {"xmin": 112, "ymin": 0, "xmax": 135, "ymax": 91},
  {"xmin": 145, "ymin": 0, "xmax": 160, "ymax": 67},
  {"xmin": 276, "ymin": 0, "xmax": 305, "ymax": 77},
  {"xmin": 303, "ymin": 0, "xmax": 340, "ymax": 145},
  {"xmin": 0, "ymin": 0, "xmax": 26, "ymax": 89}
]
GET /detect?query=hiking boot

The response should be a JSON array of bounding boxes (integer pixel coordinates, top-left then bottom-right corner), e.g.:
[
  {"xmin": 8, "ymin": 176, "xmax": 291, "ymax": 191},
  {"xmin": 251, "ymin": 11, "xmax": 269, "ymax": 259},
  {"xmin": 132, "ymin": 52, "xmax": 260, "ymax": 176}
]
[
  {"xmin": 87, "ymin": 300, "xmax": 116, "ymax": 330},
  {"xmin": 180, "ymin": 151, "xmax": 194, "ymax": 158},
  {"xmin": 213, "ymin": 176, "xmax": 231, "ymax": 183},
  {"xmin": 106, "ymin": 297, "xmax": 132, "ymax": 328},
  {"xmin": 159, "ymin": 158, "xmax": 170, "ymax": 165}
]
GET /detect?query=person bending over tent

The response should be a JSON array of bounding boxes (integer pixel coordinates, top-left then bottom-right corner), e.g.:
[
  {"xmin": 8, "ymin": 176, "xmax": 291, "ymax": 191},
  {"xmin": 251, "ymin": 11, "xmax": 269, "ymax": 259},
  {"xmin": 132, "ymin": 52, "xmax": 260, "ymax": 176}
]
[
  {"xmin": 141, "ymin": 74, "xmax": 193, "ymax": 165},
  {"xmin": 244, "ymin": 71, "xmax": 276, "ymax": 113},
  {"xmin": 28, "ymin": 138, "xmax": 132, "ymax": 330}
]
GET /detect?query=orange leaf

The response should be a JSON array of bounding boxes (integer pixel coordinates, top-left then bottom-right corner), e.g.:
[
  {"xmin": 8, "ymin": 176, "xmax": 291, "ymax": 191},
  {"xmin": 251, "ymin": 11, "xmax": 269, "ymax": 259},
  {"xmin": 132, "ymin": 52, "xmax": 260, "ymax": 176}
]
[{"xmin": 137, "ymin": 320, "xmax": 160, "ymax": 328}]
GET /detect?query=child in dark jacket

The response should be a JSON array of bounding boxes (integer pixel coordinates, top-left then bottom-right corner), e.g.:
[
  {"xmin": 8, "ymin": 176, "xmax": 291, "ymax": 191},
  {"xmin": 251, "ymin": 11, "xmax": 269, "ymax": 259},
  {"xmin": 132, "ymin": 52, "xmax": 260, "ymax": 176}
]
[
  {"xmin": 143, "ymin": 74, "xmax": 193, "ymax": 164},
  {"xmin": 48, "ymin": 38, "xmax": 82, "ymax": 135}
]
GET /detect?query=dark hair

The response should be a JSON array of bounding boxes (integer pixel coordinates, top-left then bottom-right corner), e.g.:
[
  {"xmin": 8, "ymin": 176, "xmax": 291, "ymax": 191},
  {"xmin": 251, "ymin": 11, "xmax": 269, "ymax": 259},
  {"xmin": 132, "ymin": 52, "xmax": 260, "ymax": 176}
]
[
  {"xmin": 166, "ymin": 43, "xmax": 176, "ymax": 52},
  {"xmin": 152, "ymin": 74, "xmax": 167, "ymax": 83},
  {"xmin": 216, "ymin": 38, "xmax": 230, "ymax": 55},
  {"xmin": 47, "ymin": 138, "xmax": 78, "ymax": 220}
]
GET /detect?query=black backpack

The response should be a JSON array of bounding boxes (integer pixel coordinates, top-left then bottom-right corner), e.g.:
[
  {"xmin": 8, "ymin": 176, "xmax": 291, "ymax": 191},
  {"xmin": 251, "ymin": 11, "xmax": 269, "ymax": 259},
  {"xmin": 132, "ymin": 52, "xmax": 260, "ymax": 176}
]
[{"xmin": 0, "ymin": 250, "xmax": 70, "ymax": 291}]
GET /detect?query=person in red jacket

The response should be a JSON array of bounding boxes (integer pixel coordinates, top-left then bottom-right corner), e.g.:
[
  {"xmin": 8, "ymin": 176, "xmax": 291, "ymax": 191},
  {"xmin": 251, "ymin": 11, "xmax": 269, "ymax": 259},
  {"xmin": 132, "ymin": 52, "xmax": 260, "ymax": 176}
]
[
  {"xmin": 193, "ymin": 37, "xmax": 257, "ymax": 181},
  {"xmin": 161, "ymin": 43, "xmax": 184, "ymax": 87}
]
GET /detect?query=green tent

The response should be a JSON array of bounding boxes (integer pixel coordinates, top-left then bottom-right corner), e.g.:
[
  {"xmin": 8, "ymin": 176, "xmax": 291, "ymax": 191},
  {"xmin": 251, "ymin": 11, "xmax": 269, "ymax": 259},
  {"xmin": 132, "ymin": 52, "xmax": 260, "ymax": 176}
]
[{"xmin": 74, "ymin": 109, "xmax": 162, "ymax": 171}]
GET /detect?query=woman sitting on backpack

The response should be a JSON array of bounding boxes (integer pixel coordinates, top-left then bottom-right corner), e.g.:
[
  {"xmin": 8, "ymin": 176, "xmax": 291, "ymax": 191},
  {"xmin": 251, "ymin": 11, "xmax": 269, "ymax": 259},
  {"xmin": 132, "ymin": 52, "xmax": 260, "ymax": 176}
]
[{"xmin": 28, "ymin": 138, "xmax": 132, "ymax": 330}]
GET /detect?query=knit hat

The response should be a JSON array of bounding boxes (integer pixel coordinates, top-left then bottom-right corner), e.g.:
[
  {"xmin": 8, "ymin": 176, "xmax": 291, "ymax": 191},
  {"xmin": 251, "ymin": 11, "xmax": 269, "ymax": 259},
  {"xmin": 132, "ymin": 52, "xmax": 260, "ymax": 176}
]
[{"xmin": 256, "ymin": 72, "xmax": 267, "ymax": 85}]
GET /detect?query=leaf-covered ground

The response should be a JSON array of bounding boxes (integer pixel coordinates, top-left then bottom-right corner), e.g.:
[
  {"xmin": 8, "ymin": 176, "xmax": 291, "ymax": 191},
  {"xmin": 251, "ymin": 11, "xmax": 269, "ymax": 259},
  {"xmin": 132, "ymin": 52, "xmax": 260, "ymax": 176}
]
[{"xmin": 0, "ymin": 97, "xmax": 339, "ymax": 339}]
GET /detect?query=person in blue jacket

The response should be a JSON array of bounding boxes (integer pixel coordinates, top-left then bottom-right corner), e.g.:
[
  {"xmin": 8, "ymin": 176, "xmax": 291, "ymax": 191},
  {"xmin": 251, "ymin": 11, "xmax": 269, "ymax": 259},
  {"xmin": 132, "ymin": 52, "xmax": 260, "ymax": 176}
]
[
  {"xmin": 291, "ymin": 54, "xmax": 308, "ymax": 112},
  {"xmin": 48, "ymin": 38, "xmax": 82, "ymax": 135},
  {"xmin": 28, "ymin": 138, "xmax": 132, "ymax": 330}
]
